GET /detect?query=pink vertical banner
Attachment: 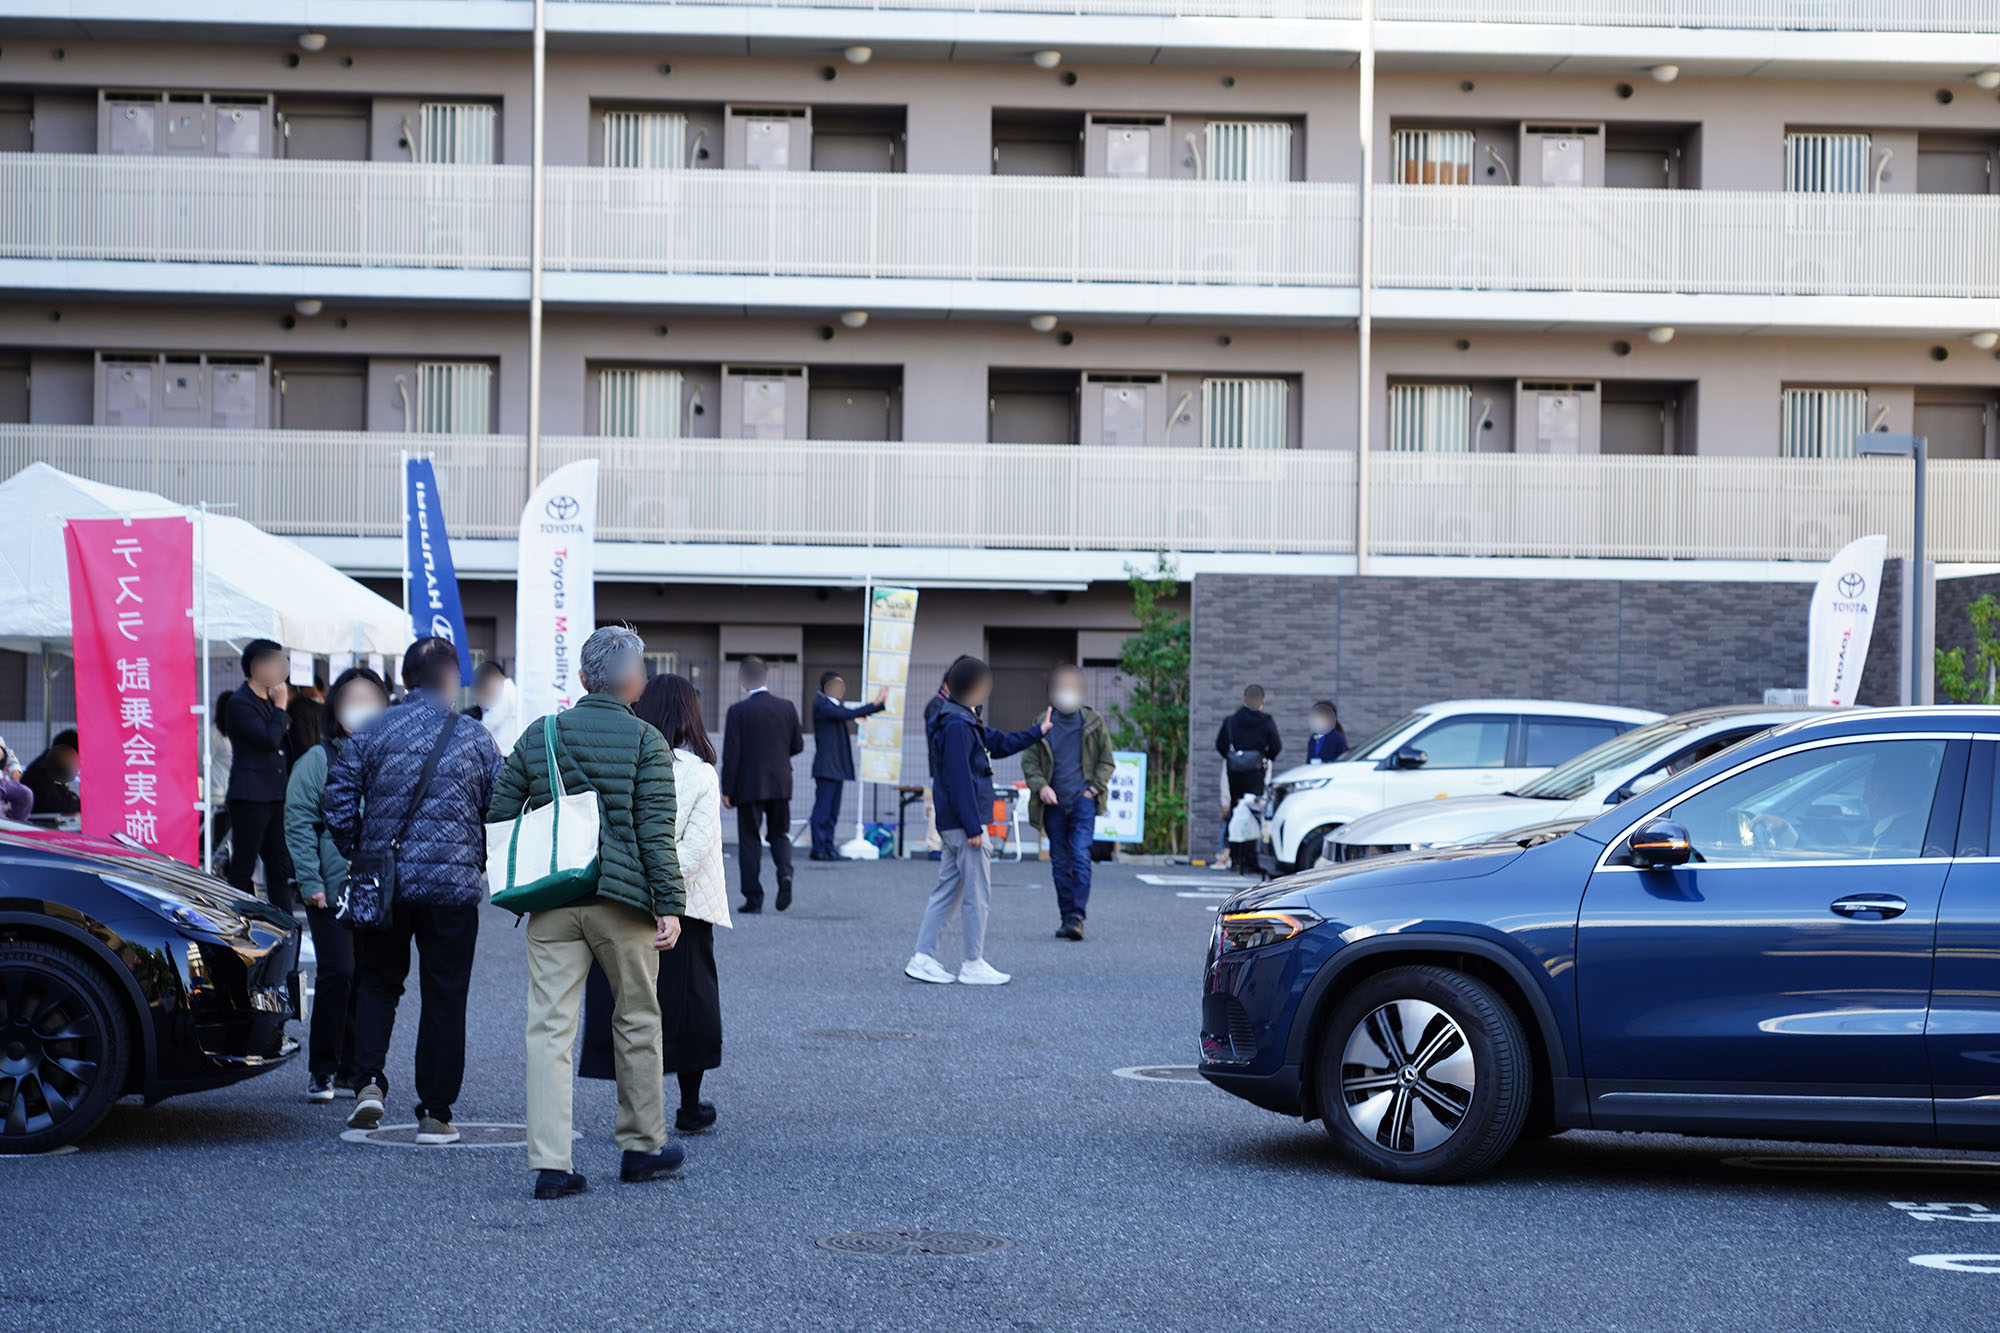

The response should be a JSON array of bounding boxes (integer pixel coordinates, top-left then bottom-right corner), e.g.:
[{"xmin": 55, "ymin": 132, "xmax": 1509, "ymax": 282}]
[{"xmin": 63, "ymin": 516, "xmax": 199, "ymax": 863}]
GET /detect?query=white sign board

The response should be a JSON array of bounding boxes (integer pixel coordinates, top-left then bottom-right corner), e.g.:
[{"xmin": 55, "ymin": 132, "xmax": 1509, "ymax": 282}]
[
  {"xmin": 1094, "ymin": 750, "xmax": 1148, "ymax": 844},
  {"xmin": 856, "ymin": 586, "xmax": 919, "ymax": 785}
]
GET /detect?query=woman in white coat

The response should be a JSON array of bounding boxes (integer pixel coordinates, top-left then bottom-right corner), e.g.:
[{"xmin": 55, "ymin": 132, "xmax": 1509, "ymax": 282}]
[{"xmin": 579, "ymin": 673, "xmax": 730, "ymax": 1132}]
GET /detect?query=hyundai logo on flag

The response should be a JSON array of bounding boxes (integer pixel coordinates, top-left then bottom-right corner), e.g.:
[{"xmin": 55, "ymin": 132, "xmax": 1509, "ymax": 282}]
[{"xmin": 545, "ymin": 495, "xmax": 581, "ymax": 522}]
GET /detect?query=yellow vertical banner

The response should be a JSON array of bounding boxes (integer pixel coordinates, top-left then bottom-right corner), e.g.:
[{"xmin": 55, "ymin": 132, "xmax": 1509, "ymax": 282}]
[{"xmin": 857, "ymin": 586, "xmax": 919, "ymax": 785}]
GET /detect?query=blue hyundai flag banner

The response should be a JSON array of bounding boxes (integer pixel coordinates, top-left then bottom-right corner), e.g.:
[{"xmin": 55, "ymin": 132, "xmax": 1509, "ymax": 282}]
[{"xmin": 403, "ymin": 455, "xmax": 474, "ymax": 685}]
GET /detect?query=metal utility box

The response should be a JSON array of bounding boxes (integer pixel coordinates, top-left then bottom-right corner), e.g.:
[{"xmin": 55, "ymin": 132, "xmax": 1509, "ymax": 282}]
[
  {"xmin": 95, "ymin": 353, "xmax": 271, "ymax": 429},
  {"xmin": 1084, "ymin": 115, "xmax": 1170, "ymax": 180},
  {"xmin": 1518, "ymin": 124, "xmax": 1604, "ymax": 188},
  {"xmin": 721, "ymin": 366, "xmax": 808, "ymax": 440},
  {"xmin": 1514, "ymin": 381, "xmax": 1601, "ymax": 454},
  {"xmin": 99, "ymin": 91, "xmax": 274, "ymax": 158},
  {"xmin": 725, "ymin": 106, "xmax": 811, "ymax": 172},
  {"xmin": 1081, "ymin": 373, "xmax": 1166, "ymax": 447}
]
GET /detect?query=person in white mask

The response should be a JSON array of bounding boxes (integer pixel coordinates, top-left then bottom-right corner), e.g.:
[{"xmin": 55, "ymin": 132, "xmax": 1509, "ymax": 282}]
[
  {"xmin": 283, "ymin": 665, "xmax": 391, "ymax": 1103},
  {"xmin": 473, "ymin": 660, "xmax": 523, "ymax": 752},
  {"xmin": 1020, "ymin": 664, "xmax": 1116, "ymax": 941}
]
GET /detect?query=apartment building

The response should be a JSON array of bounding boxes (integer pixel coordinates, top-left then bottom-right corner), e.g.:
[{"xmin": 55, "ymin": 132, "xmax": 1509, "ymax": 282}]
[{"xmin": 1, "ymin": 3, "xmax": 1997, "ymax": 764}]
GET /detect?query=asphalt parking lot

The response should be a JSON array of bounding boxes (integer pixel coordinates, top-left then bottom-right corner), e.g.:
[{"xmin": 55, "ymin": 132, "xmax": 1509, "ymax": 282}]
[{"xmin": 7, "ymin": 855, "xmax": 1999, "ymax": 1332}]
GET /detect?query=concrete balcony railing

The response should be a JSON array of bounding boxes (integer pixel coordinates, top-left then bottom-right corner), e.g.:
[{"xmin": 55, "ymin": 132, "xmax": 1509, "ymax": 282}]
[
  {"xmin": 6, "ymin": 425, "xmax": 1996, "ymax": 563},
  {"xmin": 7, "ymin": 155, "xmax": 2000, "ymax": 304},
  {"xmin": 557, "ymin": 0, "xmax": 1994, "ymax": 34}
]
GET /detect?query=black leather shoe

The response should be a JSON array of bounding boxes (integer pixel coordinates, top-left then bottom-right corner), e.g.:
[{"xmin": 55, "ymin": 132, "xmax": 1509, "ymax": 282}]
[
  {"xmin": 740, "ymin": 900, "xmax": 763, "ymax": 914},
  {"xmin": 775, "ymin": 879, "xmax": 793, "ymax": 912},
  {"xmin": 621, "ymin": 1144, "xmax": 688, "ymax": 1182},
  {"xmin": 534, "ymin": 1169, "xmax": 588, "ymax": 1200},
  {"xmin": 808, "ymin": 851, "xmax": 836, "ymax": 862},
  {"xmin": 1056, "ymin": 916, "xmax": 1085, "ymax": 941},
  {"xmin": 675, "ymin": 1102, "xmax": 718, "ymax": 1133}
]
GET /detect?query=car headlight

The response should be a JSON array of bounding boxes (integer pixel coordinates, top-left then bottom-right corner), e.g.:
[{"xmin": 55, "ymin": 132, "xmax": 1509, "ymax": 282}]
[
  {"xmin": 101, "ymin": 873, "xmax": 246, "ymax": 937},
  {"xmin": 1218, "ymin": 908, "xmax": 1323, "ymax": 954},
  {"xmin": 1283, "ymin": 777, "xmax": 1335, "ymax": 795}
]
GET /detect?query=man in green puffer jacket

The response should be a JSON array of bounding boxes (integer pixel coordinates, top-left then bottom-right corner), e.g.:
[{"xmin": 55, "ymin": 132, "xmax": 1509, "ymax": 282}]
[{"xmin": 487, "ymin": 625, "xmax": 687, "ymax": 1200}]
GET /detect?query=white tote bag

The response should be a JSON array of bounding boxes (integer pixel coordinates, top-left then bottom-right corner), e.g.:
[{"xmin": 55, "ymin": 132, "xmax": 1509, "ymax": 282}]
[{"xmin": 486, "ymin": 715, "xmax": 602, "ymax": 913}]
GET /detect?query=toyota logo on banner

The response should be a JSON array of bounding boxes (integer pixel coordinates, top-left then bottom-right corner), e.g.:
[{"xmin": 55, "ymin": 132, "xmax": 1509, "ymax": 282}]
[
  {"xmin": 544, "ymin": 495, "xmax": 581, "ymax": 522},
  {"xmin": 1836, "ymin": 571, "xmax": 1867, "ymax": 599}
]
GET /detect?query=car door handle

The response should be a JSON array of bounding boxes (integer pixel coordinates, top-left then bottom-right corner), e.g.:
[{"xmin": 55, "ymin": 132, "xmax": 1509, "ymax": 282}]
[{"xmin": 1829, "ymin": 894, "xmax": 1908, "ymax": 920}]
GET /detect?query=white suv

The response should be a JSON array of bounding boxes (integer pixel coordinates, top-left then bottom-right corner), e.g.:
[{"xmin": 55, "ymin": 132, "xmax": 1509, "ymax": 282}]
[{"xmin": 1259, "ymin": 699, "xmax": 1661, "ymax": 873}]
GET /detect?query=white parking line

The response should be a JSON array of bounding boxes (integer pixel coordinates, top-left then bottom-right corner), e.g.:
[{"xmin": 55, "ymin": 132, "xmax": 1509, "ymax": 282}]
[{"xmin": 1136, "ymin": 874, "xmax": 1243, "ymax": 888}]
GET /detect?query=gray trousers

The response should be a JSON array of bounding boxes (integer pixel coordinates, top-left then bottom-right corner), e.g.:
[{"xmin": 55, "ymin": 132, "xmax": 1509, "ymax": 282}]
[{"xmin": 916, "ymin": 828, "xmax": 991, "ymax": 963}]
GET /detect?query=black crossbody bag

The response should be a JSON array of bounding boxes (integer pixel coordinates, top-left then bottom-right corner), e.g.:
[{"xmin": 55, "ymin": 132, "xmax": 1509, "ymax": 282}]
[
  {"xmin": 1223, "ymin": 716, "xmax": 1267, "ymax": 775},
  {"xmin": 335, "ymin": 715, "xmax": 459, "ymax": 931}
]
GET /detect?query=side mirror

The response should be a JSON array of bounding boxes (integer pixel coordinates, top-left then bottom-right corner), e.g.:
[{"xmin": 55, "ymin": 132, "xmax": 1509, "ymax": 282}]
[
  {"xmin": 1391, "ymin": 745, "xmax": 1428, "ymax": 770},
  {"xmin": 1628, "ymin": 818, "xmax": 1693, "ymax": 868},
  {"xmin": 1610, "ymin": 768, "xmax": 1672, "ymax": 804}
]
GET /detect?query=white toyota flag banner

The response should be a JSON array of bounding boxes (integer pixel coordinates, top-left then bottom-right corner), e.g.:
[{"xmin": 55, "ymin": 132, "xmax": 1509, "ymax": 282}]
[
  {"xmin": 1807, "ymin": 533, "xmax": 1886, "ymax": 708},
  {"xmin": 516, "ymin": 458, "xmax": 599, "ymax": 721}
]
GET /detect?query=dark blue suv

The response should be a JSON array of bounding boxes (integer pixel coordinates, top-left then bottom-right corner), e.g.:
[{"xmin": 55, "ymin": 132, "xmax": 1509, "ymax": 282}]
[{"xmin": 1201, "ymin": 708, "xmax": 2000, "ymax": 1182}]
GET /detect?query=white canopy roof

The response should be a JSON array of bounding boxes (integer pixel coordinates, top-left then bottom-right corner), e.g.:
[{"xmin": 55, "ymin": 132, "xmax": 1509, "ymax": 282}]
[{"xmin": 0, "ymin": 463, "xmax": 409, "ymax": 656}]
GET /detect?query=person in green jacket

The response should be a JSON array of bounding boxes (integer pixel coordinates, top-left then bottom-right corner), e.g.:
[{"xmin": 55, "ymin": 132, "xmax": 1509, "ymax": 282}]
[
  {"xmin": 283, "ymin": 665, "xmax": 391, "ymax": 1103},
  {"xmin": 1020, "ymin": 665, "xmax": 1116, "ymax": 942},
  {"xmin": 487, "ymin": 625, "xmax": 688, "ymax": 1201}
]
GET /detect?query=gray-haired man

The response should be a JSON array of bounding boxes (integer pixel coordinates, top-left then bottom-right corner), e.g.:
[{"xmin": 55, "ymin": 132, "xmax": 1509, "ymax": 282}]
[{"xmin": 488, "ymin": 625, "xmax": 688, "ymax": 1201}]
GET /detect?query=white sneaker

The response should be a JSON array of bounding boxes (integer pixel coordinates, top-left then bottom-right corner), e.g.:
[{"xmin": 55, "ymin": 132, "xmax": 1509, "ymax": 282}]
[
  {"xmin": 904, "ymin": 953, "xmax": 956, "ymax": 985},
  {"xmin": 958, "ymin": 959, "xmax": 1011, "ymax": 986}
]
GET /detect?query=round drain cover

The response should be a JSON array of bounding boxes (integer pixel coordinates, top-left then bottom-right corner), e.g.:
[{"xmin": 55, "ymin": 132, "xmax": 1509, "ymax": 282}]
[
  {"xmin": 816, "ymin": 1229, "xmax": 1014, "ymax": 1257},
  {"xmin": 801, "ymin": 1029, "xmax": 918, "ymax": 1041},
  {"xmin": 1112, "ymin": 1065, "xmax": 1208, "ymax": 1083},
  {"xmin": 341, "ymin": 1121, "xmax": 537, "ymax": 1149}
]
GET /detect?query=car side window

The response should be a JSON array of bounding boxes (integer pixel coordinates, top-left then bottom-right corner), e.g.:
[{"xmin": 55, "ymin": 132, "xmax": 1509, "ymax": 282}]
[
  {"xmin": 1666, "ymin": 738, "xmax": 1948, "ymax": 864},
  {"xmin": 1523, "ymin": 718, "xmax": 1622, "ymax": 767},
  {"xmin": 1408, "ymin": 715, "xmax": 1512, "ymax": 769}
]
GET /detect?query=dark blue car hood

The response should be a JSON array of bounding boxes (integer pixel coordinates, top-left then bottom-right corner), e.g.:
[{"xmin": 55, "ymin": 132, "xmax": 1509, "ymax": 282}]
[{"xmin": 1226, "ymin": 841, "xmax": 1525, "ymax": 913}]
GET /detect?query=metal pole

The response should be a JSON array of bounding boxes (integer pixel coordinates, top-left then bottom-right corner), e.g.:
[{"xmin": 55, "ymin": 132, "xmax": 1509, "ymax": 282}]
[
  {"xmin": 1913, "ymin": 435, "xmax": 1929, "ymax": 705},
  {"xmin": 39, "ymin": 640, "xmax": 52, "ymax": 751},
  {"xmin": 399, "ymin": 448, "xmax": 412, "ymax": 636},
  {"xmin": 1354, "ymin": 0, "xmax": 1375, "ymax": 577},
  {"xmin": 526, "ymin": 0, "xmax": 547, "ymax": 489},
  {"xmin": 853, "ymin": 578, "xmax": 872, "ymax": 852},
  {"xmin": 199, "ymin": 504, "xmax": 212, "ymax": 874}
]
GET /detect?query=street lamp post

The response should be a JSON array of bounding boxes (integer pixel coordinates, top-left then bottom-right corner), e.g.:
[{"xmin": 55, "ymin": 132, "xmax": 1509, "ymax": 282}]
[{"xmin": 1857, "ymin": 432, "xmax": 1929, "ymax": 705}]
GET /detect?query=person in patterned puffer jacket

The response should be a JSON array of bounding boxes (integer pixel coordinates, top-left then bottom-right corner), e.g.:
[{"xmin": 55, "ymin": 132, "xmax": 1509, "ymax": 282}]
[{"xmin": 323, "ymin": 636, "xmax": 502, "ymax": 1146}]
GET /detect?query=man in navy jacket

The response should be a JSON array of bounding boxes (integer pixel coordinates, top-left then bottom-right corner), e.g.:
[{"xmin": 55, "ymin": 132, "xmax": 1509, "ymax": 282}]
[{"xmin": 807, "ymin": 670, "xmax": 888, "ymax": 860}]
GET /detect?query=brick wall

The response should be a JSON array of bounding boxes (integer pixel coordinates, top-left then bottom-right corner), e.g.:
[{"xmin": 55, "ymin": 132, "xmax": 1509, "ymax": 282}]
[{"xmin": 1187, "ymin": 570, "xmax": 1885, "ymax": 856}]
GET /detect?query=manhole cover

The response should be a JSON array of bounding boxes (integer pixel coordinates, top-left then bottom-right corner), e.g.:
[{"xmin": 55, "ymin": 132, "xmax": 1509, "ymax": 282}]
[
  {"xmin": 1112, "ymin": 1065, "xmax": 1208, "ymax": 1083},
  {"xmin": 341, "ymin": 1121, "xmax": 541, "ymax": 1149},
  {"xmin": 801, "ymin": 1028, "xmax": 918, "ymax": 1041},
  {"xmin": 815, "ymin": 1229, "xmax": 1014, "ymax": 1257}
]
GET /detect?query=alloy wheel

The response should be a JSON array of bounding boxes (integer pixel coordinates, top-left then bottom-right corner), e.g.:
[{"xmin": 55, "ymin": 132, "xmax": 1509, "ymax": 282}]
[
  {"xmin": 0, "ymin": 965, "xmax": 104, "ymax": 1140},
  {"xmin": 1338, "ymin": 998, "xmax": 1476, "ymax": 1154}
]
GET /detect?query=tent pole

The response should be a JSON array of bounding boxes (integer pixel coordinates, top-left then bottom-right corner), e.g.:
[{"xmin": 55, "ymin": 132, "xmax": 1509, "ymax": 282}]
[{"xmin": 40, "ymin": 640, "xmax": 52, "ymax": 751}]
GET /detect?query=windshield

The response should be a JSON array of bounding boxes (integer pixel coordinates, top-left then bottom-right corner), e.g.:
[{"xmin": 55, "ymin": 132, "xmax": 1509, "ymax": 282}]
[
  {"xmin": 1513, "ymin": 714, "xmax": 1716, "ymax": 800},
  {"xmin": 1355, "ymin": 712, "xmax": 1426, "ymax": 761}
]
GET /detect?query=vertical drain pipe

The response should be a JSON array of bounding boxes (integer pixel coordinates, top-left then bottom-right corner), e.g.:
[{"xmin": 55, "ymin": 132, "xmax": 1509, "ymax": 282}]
[
  {"xmin": 527, "ymin": 0, "xmax": 547, "ymax": 488},
  {"xmin": 1354, "ymin": 0, "xmax": 1375, "ymax": 576}
]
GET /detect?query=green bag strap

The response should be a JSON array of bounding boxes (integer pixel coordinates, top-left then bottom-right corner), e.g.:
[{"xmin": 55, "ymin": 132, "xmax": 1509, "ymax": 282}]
[{"xmin": 502, "ymin": 714, "xmax": 571, "ymax": 891}]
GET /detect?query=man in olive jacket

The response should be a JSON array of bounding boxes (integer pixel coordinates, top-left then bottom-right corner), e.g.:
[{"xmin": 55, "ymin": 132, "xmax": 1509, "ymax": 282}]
[
  {"xmin": 486, "ymin": 625, "xmax": 687, "ymax": 1200},
  {"xmin": 1020, "ymin": 665, "xmax": 1116, "ymax": 941}
]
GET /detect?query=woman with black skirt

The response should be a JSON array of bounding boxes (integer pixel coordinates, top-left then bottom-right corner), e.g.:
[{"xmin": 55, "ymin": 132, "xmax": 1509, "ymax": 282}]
[{"xmin": 580, "ymin": 673, "xmax": 729, "ymax": 1131}]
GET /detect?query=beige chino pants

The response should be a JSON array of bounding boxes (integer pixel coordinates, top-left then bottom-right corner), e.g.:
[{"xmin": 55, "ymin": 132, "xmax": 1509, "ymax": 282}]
[{"xmin": 524, "ymin": 900, "xmax": 666, "ymax": 1172}]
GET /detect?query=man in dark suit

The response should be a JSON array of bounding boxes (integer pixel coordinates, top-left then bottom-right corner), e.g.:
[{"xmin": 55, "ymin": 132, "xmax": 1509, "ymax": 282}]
[
  {"xmin": 720, "ymin": 656, "xmax": 804, "ymax": 913},
  {"xmin": 808, "ymin": 670, "xmax": 888, "ymax": 861}
]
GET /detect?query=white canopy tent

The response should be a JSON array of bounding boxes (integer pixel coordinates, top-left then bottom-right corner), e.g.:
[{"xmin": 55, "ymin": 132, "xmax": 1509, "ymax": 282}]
[
  {"xmin": 0, "ymin": 463, "xmax": 407, "ymax": 657},
  {"xmin": 0, "ymin": 464, "xmax": 410, "ymax": 868}
]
